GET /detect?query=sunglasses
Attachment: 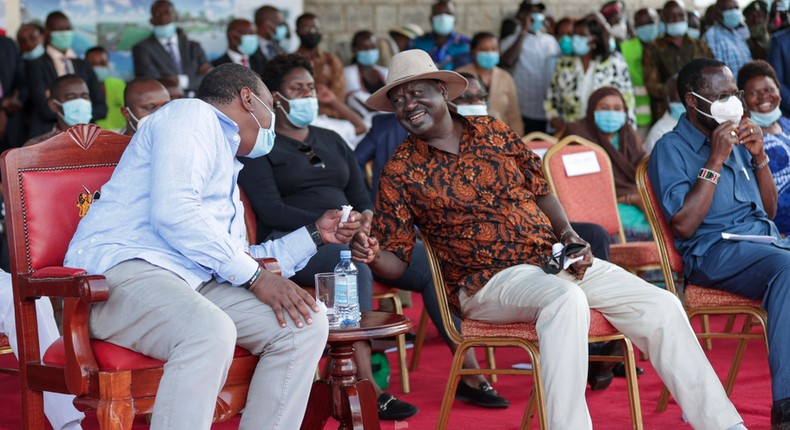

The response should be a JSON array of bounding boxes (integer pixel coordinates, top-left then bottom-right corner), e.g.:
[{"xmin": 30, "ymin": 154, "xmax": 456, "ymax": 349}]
[{"xmin": 296, "ymin": 143, "xmax": 325, "ymax": 168}]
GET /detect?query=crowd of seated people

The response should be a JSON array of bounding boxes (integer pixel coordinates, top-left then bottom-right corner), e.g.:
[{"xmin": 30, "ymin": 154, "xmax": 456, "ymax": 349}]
[{"xmin": 3, "ymin": 0, "xmax": 790, "ymax": 428}]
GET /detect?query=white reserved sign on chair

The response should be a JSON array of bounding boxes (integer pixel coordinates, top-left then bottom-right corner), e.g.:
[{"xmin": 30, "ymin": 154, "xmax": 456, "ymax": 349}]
[{"xmin": 561, "ymin": 151, "xmax": 601, "ymax": 177}]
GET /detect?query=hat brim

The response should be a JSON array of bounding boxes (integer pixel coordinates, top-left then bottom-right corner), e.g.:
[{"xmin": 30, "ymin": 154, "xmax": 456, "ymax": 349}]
[{"xmin": 366, "ymin": 70, "xmax": 469, "ymax": 112}]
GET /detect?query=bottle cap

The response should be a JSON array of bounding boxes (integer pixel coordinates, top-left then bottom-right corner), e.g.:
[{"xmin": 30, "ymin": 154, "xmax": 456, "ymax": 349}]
[{"xmin": 341, "ymin": 250, "xmax": 352, "ymax": 259}]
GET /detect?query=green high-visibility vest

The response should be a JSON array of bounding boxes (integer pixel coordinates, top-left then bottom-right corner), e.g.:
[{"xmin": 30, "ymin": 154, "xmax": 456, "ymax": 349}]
[{"xmin": 621, "ymin": 38, "xmax": 652, "ymax": 127}]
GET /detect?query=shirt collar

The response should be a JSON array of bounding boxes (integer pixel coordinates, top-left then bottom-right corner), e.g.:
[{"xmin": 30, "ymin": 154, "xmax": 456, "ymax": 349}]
[
  {"xmin": 676, "ymin": 114, "xmax": 709, "ymax": 152},
  {"xmin": 46, "ymin": 44, "xmax": 76, "ymax": 60},
  {"xmin": 157, "ymin": 33, "xmax": 179, "ymax": 47},
  {"xmin": 206, "ymin": 103, "xmax": 242, "ymax": 152},
  {"xmin": 226, "ymin": 49, "xmax": 247, "ymax": 64}
]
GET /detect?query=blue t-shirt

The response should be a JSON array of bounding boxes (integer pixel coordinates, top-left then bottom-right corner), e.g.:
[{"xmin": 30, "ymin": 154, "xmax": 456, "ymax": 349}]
[{"xmin": 411, "ymin": 32, "xmax": 472, "ymax": 71}]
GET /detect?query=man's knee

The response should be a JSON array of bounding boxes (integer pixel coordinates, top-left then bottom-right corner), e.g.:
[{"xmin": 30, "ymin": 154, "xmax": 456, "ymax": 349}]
[
  {"xmin": 295, "ymin": 313, "xmax": 329, "ymax": 353},
  {"xmin": 186, "ymin": 308, "xmax": 237, "ymax": 356}
]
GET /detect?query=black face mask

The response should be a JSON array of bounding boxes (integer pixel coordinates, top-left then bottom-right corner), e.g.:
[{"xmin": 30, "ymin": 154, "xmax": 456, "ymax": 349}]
[
  {"xmin": 299, "ymin": 33, "xmax": 321, "ymax": 49},
  {"xmin": 300, "ymin": 33, "xmax": 322, "ymax": 49}
]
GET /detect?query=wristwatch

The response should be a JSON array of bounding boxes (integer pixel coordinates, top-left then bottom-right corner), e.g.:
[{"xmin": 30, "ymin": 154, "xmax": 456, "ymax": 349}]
[{"xmin": 306, "ymin": 223, "xmax": 325, "ymax": 248}]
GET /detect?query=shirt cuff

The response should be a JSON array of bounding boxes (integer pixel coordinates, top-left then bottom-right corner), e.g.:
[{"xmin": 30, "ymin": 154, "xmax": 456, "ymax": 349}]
[
  {"xmin": 281, "ymin": 227, "xmax": 318, "ymax": 258},
  {"xmin": 219, "ymin": 252, "xmax": 259, "ymax": 287}
]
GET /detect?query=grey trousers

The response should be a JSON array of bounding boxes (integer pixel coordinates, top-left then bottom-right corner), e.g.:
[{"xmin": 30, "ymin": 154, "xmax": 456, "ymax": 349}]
[
  {"xmin": 90, "ymin": 259, "xmax": 328, "ymax": 430},
  {"xmin": 460, "ymin": 258, "xmax": 743, "ymax": 430}
]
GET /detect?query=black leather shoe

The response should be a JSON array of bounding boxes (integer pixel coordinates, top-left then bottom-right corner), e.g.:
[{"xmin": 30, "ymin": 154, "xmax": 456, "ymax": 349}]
[
  {"xmin": 378, "ymin": 392, "xmax": 419, "ymax": 421},
  {"xmin": 612, "ymin": 363, "xmax": 645, "ymax": 377},
  {"xmin": 455, "ymin": 381, "xmax": 511, "ymax": 408},
  {"xmin": 772, "ymin": 398, "xmax": 790, "ymax": 430},
  {"xmin": 587, "ymin": 368, "xmax": 614, "ymax": 391}
]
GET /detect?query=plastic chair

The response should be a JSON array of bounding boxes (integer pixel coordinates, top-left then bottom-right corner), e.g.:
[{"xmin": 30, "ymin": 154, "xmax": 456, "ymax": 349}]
[
  {"xmin": 421, "ymin": 238, "xmax": 643, "ymax": 429},
  {"xmin": 542, "ymin": 135, "xmax": 660, "ymax": 274},
  {"xmin": 2, "ymin": 124, "xmax": 268, "ymax": 429},
  {"xmin": 635, "ymin": 157, "xmax": 769, "ymax": 410}
]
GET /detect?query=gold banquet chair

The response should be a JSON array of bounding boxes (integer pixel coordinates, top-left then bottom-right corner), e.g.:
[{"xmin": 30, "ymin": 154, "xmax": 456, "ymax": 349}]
[
  {"xmin": 635, "ymin": 158, "xmax": 769, "ymax": 411},
  {"xmin": 421, "ymin": 238, "xmax": 643, "ymax": 429}
]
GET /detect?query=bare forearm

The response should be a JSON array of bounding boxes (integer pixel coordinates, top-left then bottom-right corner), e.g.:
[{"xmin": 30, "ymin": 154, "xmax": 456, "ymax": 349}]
[
  {"xmin": 536, "ymin": 194, "xmax": 573, "ymax": 239},
  {"xmin": 368, "ymin": 248, "xmax": 409, "ymax": 280}
]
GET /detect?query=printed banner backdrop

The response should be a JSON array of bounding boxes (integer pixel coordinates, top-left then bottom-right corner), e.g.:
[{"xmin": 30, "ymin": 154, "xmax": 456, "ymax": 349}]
[{"xmin": 19, "ymin": 0, "xmax": 301, "ymax": 81}]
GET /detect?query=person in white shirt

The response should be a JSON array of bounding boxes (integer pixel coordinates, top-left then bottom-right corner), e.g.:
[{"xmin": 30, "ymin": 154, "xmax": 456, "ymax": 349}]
[
  {"xmin": 64, "ymin": 64, "xmax": 361, "ymax": 429},
  {"xmin": 644, "ymin": 74, "xmax": 685, "ymax": 153}
]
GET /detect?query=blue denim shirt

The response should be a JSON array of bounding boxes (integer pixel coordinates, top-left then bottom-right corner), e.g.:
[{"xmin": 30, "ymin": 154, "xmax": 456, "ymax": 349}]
[
  {"xmin": 411, "ymin": 32, "xmax": 473, "ymax": 71},
  {"xmin": 65, "ymin": 99, "xmax": 316, "ymax": 288},
  {"xmin": 648, "ymin": 115, "xmax": 790, "ymax": 263}
]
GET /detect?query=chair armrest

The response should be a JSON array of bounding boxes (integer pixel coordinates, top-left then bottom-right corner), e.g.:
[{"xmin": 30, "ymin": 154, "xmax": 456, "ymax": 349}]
[
  {"xmin": 257, "ymin": 258, "xmax": 281, "ymax": 277},
  {"xmin": 20, "ymin": 267, "xmax": 109, "ymax": 396}
]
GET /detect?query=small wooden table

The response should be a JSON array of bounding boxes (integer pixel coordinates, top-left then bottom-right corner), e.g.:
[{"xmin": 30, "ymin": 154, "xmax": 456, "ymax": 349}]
[{"xmin": 301, "ymin": 311, "xmax": 412, "ymax": 430}]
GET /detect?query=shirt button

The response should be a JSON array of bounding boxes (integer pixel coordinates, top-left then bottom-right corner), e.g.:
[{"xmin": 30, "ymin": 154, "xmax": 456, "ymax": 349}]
[
  {"xmin": 229, "ymin": 275, "xmax": 236, "ymax": 281},
  {"xmin": 90, "ymin": 238, "xmax": 96, "ymax": 243},
  {"xmin": 232, "ymin": 135, "xmax": 240, "ymax": 142},
  {"xmin": 77, "ymin": 249, "xmax": 83, "ymax": 255}
]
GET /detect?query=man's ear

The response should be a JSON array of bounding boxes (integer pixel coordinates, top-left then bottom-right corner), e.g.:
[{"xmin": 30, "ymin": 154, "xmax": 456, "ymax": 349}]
[
  {"xmin": 121, "ymin": 106, "xmax": 131, "ymax": 122},
  {"xmin": 240, "ymin": 87, "xmax": 255, "ymax": 111},
  {"xmin": 438, "ymin": 81, "xmax": 448, "ymax": 100},
  {"xmin": 47, "ymin": 98, "xmax": 59, "ymax": 115},
  {"xmin": 683, "ymin": 91, "xmax": 696, "ymax": 110}
]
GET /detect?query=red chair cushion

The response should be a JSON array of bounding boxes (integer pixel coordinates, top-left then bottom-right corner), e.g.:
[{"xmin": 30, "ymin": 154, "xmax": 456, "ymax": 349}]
[
  {"xmin": 685, "ymin": 285, "xmax": 763, "ymax": 308},
  {"xmin": 610, "ymin": 241, "xmax": 660, "ymax": 268},
  {"xmin": 461, "ymin": 309, "xmax": 617, "ymax": 342},
  {"xmin": 43, "ymin": 338, "xmax": 251, "ymax": 371},
  {"xmin": 21, "ymin": 167, "xmax": 116, "ymax": 270}
]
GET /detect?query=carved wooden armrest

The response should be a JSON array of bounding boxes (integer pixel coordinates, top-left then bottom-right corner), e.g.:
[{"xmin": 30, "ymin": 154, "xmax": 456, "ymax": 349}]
[{"xmin": 21, "ymin": 267, "xmax": 109, "ymax": 395}]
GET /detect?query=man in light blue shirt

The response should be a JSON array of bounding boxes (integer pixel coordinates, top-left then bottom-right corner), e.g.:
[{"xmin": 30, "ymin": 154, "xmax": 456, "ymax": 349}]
[
  {"xmin": 649, "ymin": 58, "xmax": 790, "ymax": 428},
  {"xmin": 65, "ymin": 63, "xmax": 361, "ymax": 430},
  {"xmin": 703, "ymin": 0, "xmax": 753, "ymax": 80}
]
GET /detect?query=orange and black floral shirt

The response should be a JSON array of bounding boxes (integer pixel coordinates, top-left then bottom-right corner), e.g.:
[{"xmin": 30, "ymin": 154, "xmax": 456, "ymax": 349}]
[{"xmin": 372, "ymin": 115, "xmax": 556, "ymax": 316}]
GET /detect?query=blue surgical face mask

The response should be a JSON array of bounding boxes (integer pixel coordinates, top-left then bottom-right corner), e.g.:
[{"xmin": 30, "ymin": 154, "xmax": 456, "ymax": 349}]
[
  {"xmin": 55, "ymin": 98, "xmax": 93, "ymax": 126},
  {"xmin": 49, "ymin": 30, "xmax": 74, "ymax": 51},
  {"xmin": 248, "ymin": 93, "xmax": 276, "ymax": 158},
  {"xmin": 636, "ymin": 23, "xmax": 659, "ymax": 43},
  {"xmin": 356, "ymin": 49, "xmax": 380, "ymax": 66},
  {"xmin": 687, "ymin": 28, "xmax": 701, "ymax": 39},
  {"xmin": 594, "ymin": 110, "xmax": 627, "ymax": 133},
  {"xmin": 572, "ymin": 35, "xmax": 590, "ymax": 56},
  {"xmin": 669, "ymin": 102, "xmax": 686, "ymax": 120},
  {"xmin": 93, "ymin": 66, "xmax": 110, "ymax": 82},
  {"xmin": 722, "ymin": 9, "xmax": 742, "ymax": 30},
  {"xmin": 559, "ymin": 35, "xmax": 573, "ymax": 55},
  {"xmin": 609, "ymin": 37, "xmax": 617, "ymax": 52},
  {"xmin": 750, "ymin": 106, "xmax": 782, "ymax": 127},
  {"xmin": 273, "ymin": 24, "xmax": 288, "ymax": 42},
  {"xmin": 23, "ymin": 43, "xmax": 45, "ymax": 60},
  {"xmin": 432, "ymin": 14, "xmax": 455, "ymax": 36},
  {"xmin": 456, "ymin": 103, "xmax": 488, "ymax": 116},
  {"xmin": 153, "ymin": 22, "xmax": 177, "ymax": 39},
  {"xmin": 476, "ymin": 51, "xmax": 499, "ymax": 70},
  {"xmin": 666, "ymin": 21, "xmax": 689, "ymax": 37},
  {"xmin": 658, "ymin": 21, "xmax": 666, "ymax": 36},
  {"xmin": 530, "ymin": 13, "xmax": 545, "ymax": 33},
  {"xmin": 278, "ymin": 93, "xmax": 319, "ymax": 128},
  {"xmin": 238, "ymin": 34, "xmax": 259, "ymax": 56}
]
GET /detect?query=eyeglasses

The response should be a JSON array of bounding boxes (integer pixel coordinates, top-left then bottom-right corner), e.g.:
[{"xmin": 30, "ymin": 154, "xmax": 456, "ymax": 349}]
[
  {"xmin": 296, "ymin": 143, "xmax": 325, "ymax": 168},
  {"xmin": 693, "ymin": 90, "xmax": 744, "ymax": 104}
]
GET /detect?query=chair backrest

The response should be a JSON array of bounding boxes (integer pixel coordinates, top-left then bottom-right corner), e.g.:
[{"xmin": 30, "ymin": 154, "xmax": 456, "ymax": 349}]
[
  {"xmin": 1, "ymin": 124, "xmax": 129, "ymax": 275},
  {"xmin": 522, "ymin": 131, "xmax": 558, "ymax": 159},
  {"xmin": 542, "ymin": 134, "xmax": 626, "ymax": 243},
  {"xmin": 421, "ymin": 238, "xmax": 465, "ymax": 346},
  {"xmin": 635, "ymin": 157, "xmax": 684, "ymax": 296}
]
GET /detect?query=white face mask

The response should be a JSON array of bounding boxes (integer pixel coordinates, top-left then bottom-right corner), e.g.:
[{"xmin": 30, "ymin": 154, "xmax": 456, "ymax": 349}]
[
  {"xmin": 247, "ymin": 92, "xmax": 276, "ymax": 158},
  {"xmin": 610, "ymin": 20, "xmax": 628, "ymax": 40},
  {"xmin": 456, "ymin": 103, "xmax": 488, "ymax": 116},
  {"xmin": 691, "ymin": 91, "xmax": 744, "ymax": 124},
  {"xmin": 126, "ymin": 107, "xmax": 151, "ymax": 132}
]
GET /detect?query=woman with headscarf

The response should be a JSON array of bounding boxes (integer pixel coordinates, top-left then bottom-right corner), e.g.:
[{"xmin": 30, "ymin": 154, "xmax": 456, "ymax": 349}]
[{"xmin": 562, "ymin": 86, "xmax": 651, "ymax": 240}]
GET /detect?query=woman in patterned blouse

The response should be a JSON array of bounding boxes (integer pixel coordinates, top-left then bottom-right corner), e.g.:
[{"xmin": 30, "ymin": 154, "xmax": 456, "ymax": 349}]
[
  {"xmin": 544, "ymin": 13, "xmax": 636, "ymax": 134},
  {"xmin": 739, "ymin": 60, "xmax": 790, "ymax": 235}
]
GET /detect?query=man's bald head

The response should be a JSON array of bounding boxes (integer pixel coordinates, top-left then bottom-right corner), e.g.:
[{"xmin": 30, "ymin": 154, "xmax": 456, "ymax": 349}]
[{"xmin": 122, "ymin": 78, "xmax": 171, "ymax": 134}]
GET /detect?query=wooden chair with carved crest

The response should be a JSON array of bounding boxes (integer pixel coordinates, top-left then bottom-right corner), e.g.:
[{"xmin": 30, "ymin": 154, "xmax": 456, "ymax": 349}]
[{"xmin": 0, "ymin": 124, "xmax": 276, "ymax": 429}]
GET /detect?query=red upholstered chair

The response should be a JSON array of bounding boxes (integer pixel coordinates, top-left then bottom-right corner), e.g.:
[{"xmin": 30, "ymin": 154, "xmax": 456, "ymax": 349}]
[
  {"xmin": 421, "ymin": 238, "xmax": 643, "ymax": 430},
  {"xmin": 635, "ymin": 158, "xmax": 769, "ymax": 411},
  {"xmin": 522, "ymin": 131, "xmax": 558, "ymax": 159},
  {"xmin": 1, "ymin": 124, "xmax": 274, "ymax": 429},
  {"xmin": 542, "ymin": 135, "xmax": 660, "ymax": 274}
]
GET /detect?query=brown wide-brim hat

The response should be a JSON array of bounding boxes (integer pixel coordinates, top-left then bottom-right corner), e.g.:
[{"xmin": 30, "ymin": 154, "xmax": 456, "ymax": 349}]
[{"xmin": 366, "ymin": 49, "xmax": 468, "ymax": 113}]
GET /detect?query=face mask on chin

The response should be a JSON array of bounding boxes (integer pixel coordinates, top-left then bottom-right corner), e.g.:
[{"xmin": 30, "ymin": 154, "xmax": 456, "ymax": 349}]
[
  {"xmin": 299, "ymin": 33, "xmax": 322, "ymax": 49},
  {"xmin": 23, "ymin": 44, "xmax": 46, "ymax": 60},
  {"xmin": 247, "ymin": 93, "xmax": 277, "ymax": 158},
  {"xmin": 456, "ymin": 103, "xmax": 488, "ymax": 116}
]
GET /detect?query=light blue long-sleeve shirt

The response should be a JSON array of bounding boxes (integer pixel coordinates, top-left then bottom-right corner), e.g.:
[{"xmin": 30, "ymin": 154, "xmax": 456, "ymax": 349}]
[{"xmin": 64, "ymin": 98, "xmax": 316, "ymax": 288}]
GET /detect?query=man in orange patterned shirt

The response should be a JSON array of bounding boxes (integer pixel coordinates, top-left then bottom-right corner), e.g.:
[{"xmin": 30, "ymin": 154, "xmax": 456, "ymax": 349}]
[{"xmin": 351, "ymin": 49, "xmax": 747, "ymax": 430}]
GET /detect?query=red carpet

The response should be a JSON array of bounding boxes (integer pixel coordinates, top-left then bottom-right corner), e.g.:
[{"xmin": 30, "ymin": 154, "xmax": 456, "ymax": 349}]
[{"xmin": 0, "ymin": 295, "xmax": 772, "ymax": 429}]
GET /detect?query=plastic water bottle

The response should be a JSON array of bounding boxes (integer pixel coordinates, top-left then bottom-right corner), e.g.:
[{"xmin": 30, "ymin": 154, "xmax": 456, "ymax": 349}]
[{"xmin": 334, "ymin": 250, "xmax": 360, "ymax": 325}]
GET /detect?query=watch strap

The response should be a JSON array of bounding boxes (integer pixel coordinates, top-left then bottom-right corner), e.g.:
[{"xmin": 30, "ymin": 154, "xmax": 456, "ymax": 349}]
[{"xmin": 306, "ymin": 223, "xmax": 325, "ymax": 247}]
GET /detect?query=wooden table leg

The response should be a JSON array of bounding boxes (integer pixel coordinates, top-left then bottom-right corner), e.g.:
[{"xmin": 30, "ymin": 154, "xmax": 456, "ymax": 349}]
[{"xmin": 301, "ymin": 381, "xmax": 332, "ymax": 430}]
